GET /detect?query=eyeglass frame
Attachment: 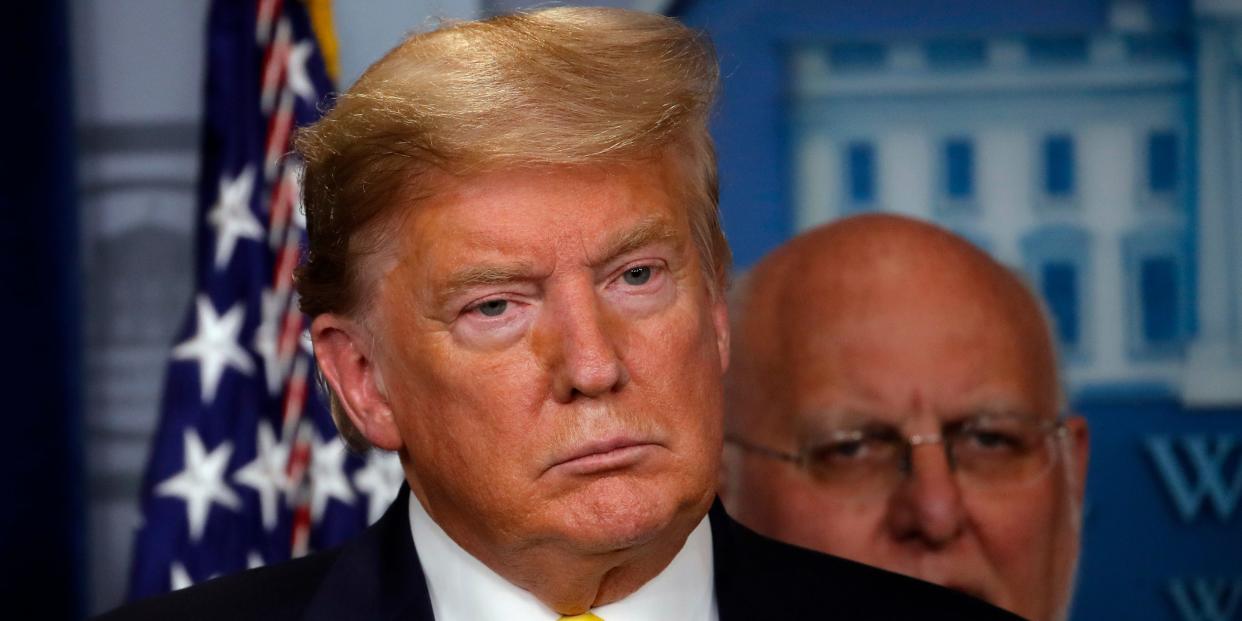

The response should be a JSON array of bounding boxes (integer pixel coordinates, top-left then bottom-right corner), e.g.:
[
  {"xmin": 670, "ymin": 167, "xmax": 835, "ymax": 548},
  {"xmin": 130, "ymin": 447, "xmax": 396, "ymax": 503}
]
[{"xmin": 724, "ymin": 414, "xmax": 1073, "ymax": 493}]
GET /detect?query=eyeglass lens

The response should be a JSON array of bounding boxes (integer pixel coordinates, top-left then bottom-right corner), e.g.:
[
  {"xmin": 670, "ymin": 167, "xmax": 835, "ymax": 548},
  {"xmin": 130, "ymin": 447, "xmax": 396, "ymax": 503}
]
[{"xmin": 801, "ymin": 417, "xmax": 1059, "ymax": 494}]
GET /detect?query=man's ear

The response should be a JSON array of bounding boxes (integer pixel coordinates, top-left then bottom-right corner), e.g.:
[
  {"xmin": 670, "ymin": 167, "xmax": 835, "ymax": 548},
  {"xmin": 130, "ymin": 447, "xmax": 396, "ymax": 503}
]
[
  {"xmin": 312, "ymin": 313, "xmax": 403, "ymax": 451},
  {"xmin": 712, "ymin": 294, "xmax": 730, "ymax": 373},
  {"xmin": 1065, "ymin": 415, "xmax": 1090, "ymax": 503}
]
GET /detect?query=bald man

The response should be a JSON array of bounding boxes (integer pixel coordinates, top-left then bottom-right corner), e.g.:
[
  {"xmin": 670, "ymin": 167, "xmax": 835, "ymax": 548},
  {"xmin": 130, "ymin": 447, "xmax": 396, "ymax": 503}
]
[{"xmin": 722, "ymin": 214, "xmax": 1089, "ymax": 621}]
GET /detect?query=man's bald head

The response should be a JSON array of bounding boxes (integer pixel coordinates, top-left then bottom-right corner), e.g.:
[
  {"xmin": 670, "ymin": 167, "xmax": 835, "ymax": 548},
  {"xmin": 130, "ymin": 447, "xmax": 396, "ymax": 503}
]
[
  {"xmin": 727, "ymin": 214, "xmax": 1059, "ymax": 438},
  {"xmin": 723, "ymin": 214, "xmax": 1087, "ymax": 621}
]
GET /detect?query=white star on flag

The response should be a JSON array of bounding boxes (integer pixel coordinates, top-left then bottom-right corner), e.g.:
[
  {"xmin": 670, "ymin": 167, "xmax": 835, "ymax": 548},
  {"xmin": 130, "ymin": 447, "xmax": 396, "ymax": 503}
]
[
  {"xmin": 291, "ymin": 169, "xmax": 308, "ymax": 231},
  {"xmin": 252, "ymin": 288, "xmax": 285, "ymax": 396},
  {"xmin": 170, "ymin": 563, "xmax": 194, "ymax": 591},
  {"xmin": 309, "ymin": 431, "xmax": 356, "ymax": 522},
  {"xmin": 286, "ymin": 40, "xmax": 316, "ymax": 102},
  {"xmin": 155, "ymin": 430, "xmax": 241, "ymax": 542},
  {"xmin": 299, "ymin": 328, "xmax": 314, "ymax": 355},
  {"xmin": 206, "ymin": 166, "xmax": 263, "ymax": 270},
  {"xmin": 233, "ymin": 420, "xmax": 289, "ymax": 531},
  {"xmin": 171, "ymin": 562, "xmax": 218, "ymax": 591},
  {"xmin": 353, "ymin": 451, "xmax": 405, "ymax": 523},
  {"xmin": 173, "ymin": 295, "xmax": 255, "ymax": 403}
]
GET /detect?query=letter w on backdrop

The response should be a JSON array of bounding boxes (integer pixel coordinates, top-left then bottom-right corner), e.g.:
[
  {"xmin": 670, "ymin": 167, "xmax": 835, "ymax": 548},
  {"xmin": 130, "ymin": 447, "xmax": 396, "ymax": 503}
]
[
  {"xmin": 1147, "ymin": 435, "xmax": 1242, "ymax": 523},
  {"xmin": 1168, "ymin": 578, "xmax": 1242, "ymax": 621},
  {"xmin": 127, "ymin": 0, "xmax": 403, "ymax": 599}
]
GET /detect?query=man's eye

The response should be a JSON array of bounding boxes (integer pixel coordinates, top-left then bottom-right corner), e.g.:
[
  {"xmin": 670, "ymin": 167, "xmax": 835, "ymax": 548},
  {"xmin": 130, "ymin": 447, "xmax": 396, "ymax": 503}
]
[
  {"xmin": 622, "ymin": 266, "xmax": 653, "ymax": 286},
  {"xmin": 827, "ymin": 440, "xmax": 865, "ymax": 459},
  {"xmin": 964, "ymin": 430, "xmax": 1024, "ymax": 452},
  {"xmin": 812, "ymin": 439, "xmax": 875, "ymax": 464},
  {"xmin": 474, "ymin": 299, "xmax": 508, "ymax": 317}
]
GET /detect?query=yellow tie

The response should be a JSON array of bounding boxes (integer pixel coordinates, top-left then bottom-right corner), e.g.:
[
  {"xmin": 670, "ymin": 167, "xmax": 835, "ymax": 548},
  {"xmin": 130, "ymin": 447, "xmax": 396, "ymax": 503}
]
[{"xmin": 558, "ymin": 615, "xmax": 603, "ymax": 621}]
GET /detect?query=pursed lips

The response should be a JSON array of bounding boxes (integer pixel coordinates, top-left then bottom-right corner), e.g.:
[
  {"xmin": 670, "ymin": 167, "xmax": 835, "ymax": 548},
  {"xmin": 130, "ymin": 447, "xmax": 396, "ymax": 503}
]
[{"xmin": 544, "ymin": 436, "xmax": 660, "ymax": 476}]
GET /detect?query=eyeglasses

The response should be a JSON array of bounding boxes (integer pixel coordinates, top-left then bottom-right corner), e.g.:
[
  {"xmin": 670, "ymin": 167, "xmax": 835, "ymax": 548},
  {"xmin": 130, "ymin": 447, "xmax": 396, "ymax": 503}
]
[{"xmin": 726, "ymin": 415, "xmax": 1069, "ymax": 496}]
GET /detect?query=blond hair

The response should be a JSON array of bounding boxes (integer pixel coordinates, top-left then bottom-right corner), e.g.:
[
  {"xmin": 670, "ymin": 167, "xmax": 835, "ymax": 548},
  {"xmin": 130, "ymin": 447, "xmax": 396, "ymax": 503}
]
[{"xmin": 295, "ymin": 7, "xmax": 727, "ymax": 450}]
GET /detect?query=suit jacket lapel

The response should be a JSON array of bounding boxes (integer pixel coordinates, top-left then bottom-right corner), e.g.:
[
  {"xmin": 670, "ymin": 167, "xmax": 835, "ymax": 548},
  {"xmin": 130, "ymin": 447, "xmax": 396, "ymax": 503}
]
[
  {"xmin": 303, "ymin": 486, "xmax": 435, "ymax": 621},
  {"xmin": 709, "ymin": 498, "xmax": 760, "ymax": 621},
  {"xmin": 303, "ymin": 492, "xmax": 750, "ymax": 620}
]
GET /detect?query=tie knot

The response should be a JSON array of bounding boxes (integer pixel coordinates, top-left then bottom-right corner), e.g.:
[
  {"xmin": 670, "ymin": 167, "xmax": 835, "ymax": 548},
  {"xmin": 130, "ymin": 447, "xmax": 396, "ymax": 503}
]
[{"xmin": 559, "ymin": 614, "xmax": 603, "ymax": 621}]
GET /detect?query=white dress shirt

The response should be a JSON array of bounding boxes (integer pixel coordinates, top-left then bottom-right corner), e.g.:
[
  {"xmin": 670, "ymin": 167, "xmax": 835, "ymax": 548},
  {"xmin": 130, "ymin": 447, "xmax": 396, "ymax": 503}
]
[{"xmin": 409, "ymin": 494, "xmax": 719, "ymax": 621}]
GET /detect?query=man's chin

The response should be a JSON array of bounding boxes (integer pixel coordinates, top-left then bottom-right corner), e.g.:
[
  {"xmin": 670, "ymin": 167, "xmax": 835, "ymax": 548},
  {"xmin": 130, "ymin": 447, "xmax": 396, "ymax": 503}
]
[{"xmin": 548, "ymin": 479, "xmax": 700, "ymax": 553}]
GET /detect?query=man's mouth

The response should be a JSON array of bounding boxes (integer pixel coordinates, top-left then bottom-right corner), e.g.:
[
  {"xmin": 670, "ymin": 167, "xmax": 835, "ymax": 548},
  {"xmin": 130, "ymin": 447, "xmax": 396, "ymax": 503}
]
[{"xmin": 547, "ymin": 437, "xmax": 658, "ymax": 476}]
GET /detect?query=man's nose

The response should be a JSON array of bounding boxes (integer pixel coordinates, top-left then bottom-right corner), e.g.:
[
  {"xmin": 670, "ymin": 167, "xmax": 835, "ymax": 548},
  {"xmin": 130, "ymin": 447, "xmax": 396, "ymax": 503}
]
[
  {"xmin": 884, "ymin": 443, "xmax": 966, "ymax": 548},
  {"xmin": 538, "ymin": 285, "xmax": 629, "ymax": 403}
]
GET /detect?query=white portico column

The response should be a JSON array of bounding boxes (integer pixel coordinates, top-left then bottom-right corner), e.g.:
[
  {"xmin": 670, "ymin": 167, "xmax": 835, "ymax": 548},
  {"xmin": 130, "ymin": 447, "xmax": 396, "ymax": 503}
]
[{"xmin": 1184, "ymin": 4, "xmax": 1242, "ymax": 405}]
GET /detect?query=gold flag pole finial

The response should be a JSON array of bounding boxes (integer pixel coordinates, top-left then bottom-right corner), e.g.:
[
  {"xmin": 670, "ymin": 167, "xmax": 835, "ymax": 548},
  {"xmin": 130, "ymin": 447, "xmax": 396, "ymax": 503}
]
[{"xmin": 303, "ymin": 0, "xmax": 341, "ymax": 85}]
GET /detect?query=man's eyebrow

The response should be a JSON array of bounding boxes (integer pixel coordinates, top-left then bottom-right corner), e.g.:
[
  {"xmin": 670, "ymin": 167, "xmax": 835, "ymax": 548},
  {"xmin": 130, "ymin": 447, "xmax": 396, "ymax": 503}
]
[
  {"xmin": 436, "ymin": 262, "xmax": 535, "ymax": 307},
  {"xmin": 432, "ymin": 217, "xmax": 679, "ymax": 307},
  {"xmin": 798, "ymin": 408, "xmax": 884, "ymax": 435},
  {"xmin": 591, "ymin": 216, "xmax": 682, "ymax": 269},
  {"xmin": 960, "ymin": 403, "xmax": 1039, "ymax": 420}
]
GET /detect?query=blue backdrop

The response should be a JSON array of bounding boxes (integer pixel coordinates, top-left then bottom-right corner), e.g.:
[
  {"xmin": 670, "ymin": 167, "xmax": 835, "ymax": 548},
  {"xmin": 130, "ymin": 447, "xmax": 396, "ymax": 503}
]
[{"xmin": 673, "ymin": 1, "xmax": 1241, "ymax": 619}]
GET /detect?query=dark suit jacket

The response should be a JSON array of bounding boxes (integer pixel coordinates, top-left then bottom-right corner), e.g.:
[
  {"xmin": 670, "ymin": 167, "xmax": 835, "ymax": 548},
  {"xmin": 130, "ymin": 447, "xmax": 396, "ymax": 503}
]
[{"xmin": 100, "ymin": 487, "xmax": 1023, "ymax": 620}]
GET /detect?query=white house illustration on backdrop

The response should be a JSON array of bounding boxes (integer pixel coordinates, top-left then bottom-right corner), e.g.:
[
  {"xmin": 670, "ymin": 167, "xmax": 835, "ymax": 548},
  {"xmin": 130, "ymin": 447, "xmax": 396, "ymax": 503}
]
[{"xmin": 789, "ymin": 0, "xmax": 1242, "ymax": 404}]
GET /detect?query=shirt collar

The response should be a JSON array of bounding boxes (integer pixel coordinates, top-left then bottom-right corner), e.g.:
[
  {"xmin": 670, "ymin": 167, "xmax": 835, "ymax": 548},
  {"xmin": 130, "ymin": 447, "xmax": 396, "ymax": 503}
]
[{"xmin": 409, "ymin": 493, "xmax": 718, "ymax": 621}]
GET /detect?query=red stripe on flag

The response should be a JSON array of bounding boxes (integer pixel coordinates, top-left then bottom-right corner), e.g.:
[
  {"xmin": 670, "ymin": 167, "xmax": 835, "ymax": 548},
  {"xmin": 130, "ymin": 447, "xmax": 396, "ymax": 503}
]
[
  {"xmin": 265, "ymin": 90, "xmax": 295, "ymax": 180},
  {"xmin": 260, "ymin": 17, "xmax": 292, "ymax": 114},
  {"xmin": 277, "ymin": 307, "xmax": 304, "ymax": 372},
  {"xmin": 255, "ymin": 0, "xmax": 283, "ymax": 45},
  {"xmin": 267, "ymin": 166, "xmax": 294, "ymax": 247}
]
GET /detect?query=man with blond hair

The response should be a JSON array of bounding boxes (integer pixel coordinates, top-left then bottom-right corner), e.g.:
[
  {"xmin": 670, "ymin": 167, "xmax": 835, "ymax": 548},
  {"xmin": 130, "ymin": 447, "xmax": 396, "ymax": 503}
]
[
  {"xmin": 723, "ymin": 214, "xmax": 1089, "ymax": 621},
  {"xmin": 103, "ymin": 9, "xmax": 1019, "ymax": 620}
]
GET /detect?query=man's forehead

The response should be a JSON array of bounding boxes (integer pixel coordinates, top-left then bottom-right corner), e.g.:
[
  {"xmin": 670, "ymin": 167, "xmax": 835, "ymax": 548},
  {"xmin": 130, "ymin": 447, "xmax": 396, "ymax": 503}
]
[
  {"xmin": 782, "ymin": 267, "xmax": 1038, "ymax": 361},
  {"xmin": 381, "ymin": 164, "xmax": 692, "ymax": 291},
  {"xmin": 431, "ymin": 215, "xmax": 685, "ymax": 297},
  {"xmin": 781, "ymin": 314, "xmax": 1054, "ymax": 426},
  {"xmin": 409, "ymin": 207, "xmax": 685, "ymax": 265}
]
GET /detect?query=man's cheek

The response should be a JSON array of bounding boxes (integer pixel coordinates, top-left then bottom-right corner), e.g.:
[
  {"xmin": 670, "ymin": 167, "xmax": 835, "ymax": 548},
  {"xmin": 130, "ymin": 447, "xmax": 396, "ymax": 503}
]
[{"xmin": 968, "ymin": 494, "xmax": 1050, "ymax": 562}]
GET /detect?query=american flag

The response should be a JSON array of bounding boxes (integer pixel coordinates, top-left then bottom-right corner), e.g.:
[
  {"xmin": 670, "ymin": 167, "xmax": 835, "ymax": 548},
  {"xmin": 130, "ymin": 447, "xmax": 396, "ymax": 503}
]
[{"xmin": 127, "ymin": 0, "xmax": 404, "ymax": 599}]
